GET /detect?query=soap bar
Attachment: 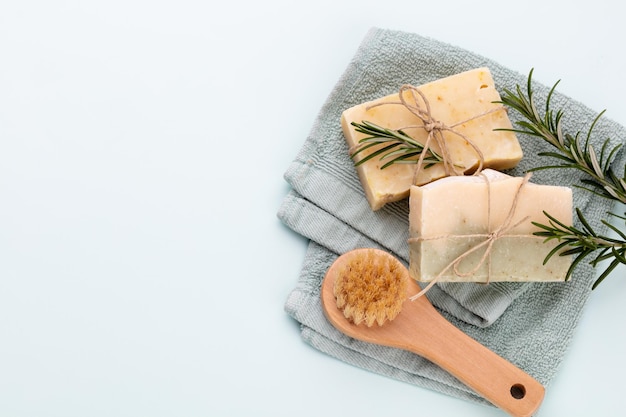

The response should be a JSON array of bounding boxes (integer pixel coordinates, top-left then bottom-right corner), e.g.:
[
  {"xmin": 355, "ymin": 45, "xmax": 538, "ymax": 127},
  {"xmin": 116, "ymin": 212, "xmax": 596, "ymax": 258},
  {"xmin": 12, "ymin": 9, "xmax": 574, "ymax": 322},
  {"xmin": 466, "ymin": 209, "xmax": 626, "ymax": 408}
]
[
  {"xmin": 341, "ymin": 67, "xmax": 523, "ymax": 211},
  {"xmin": 408, "ymin": 169, "xmax": 573, "ymax": 283}
]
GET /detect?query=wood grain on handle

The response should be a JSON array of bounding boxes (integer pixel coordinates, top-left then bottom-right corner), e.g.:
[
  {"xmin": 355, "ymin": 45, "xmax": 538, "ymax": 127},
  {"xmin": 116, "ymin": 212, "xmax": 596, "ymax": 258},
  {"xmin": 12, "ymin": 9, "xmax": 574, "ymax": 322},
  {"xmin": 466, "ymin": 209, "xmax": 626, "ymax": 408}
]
[{"xmin": 321, "ymin": 249, "xmax": 545, "ymax": 417}]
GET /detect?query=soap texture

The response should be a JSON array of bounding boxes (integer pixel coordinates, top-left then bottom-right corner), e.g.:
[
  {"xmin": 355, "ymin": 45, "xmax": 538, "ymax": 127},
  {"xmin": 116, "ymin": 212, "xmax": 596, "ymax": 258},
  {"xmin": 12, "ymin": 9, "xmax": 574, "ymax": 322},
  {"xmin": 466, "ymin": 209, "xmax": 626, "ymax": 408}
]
[
  {"xmin": 409, "ymin": 169, "xmax": 573, "ymax": 283},
  {"xmin": 341, "ymin": 67, "xmax": 523, "ymax": 210}
]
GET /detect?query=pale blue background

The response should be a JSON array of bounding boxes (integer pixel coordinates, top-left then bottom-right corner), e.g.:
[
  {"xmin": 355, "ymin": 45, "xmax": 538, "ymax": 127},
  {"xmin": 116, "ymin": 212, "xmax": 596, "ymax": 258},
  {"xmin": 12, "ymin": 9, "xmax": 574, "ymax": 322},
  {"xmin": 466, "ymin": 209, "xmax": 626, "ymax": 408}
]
[{"xmin": 1, "ymin": 1, "xmax": 625, "ymax": 416}]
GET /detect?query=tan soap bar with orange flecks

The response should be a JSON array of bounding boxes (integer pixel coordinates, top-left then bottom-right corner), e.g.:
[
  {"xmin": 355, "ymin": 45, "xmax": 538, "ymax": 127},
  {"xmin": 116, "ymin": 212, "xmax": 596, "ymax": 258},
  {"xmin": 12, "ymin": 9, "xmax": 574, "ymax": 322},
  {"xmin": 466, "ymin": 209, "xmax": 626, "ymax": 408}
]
[
  {"xmin": 341, "ymin": 67, "xmax": 523, "ymax": 211},
  {"xmin": 408, "ymin": 169, "xmax": 573, "ymax": 283}
]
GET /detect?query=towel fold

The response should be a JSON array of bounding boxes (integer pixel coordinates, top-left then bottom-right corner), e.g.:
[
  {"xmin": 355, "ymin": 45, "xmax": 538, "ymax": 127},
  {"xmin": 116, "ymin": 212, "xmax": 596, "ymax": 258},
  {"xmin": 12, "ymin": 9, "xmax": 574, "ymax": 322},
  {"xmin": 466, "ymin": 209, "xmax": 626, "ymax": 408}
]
[{"xmin": 278, "ymin": 27, "xmax": 626, "ymax": 410}]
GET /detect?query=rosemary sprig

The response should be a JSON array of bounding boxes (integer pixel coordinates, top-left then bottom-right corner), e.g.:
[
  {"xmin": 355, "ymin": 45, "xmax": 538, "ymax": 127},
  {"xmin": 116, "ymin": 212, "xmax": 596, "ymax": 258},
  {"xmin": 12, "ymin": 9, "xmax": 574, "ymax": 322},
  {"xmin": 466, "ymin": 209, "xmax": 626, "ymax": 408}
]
[
  {"xmin": 498, "ymin": 69, "xmax": 626, "ymax": 204},
  {"xmin": 500, "ymin": 69, "xmax": 626, "ymax": 288},
  {"xmin": 534, "ymin": 209, "xmax": 626, "ymax": 289},
  {"xmin": 350, "ymin": 121, "xmax": 443, "ymax": 169}
]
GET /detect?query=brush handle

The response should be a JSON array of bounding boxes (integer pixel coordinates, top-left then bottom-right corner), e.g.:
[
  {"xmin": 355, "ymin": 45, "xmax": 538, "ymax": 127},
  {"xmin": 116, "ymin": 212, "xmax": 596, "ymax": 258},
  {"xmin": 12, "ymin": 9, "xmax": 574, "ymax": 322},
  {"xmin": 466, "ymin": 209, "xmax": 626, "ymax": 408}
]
[{"xmin": 403, "ymin": 304, "xmax": 544, "ymax": 417}]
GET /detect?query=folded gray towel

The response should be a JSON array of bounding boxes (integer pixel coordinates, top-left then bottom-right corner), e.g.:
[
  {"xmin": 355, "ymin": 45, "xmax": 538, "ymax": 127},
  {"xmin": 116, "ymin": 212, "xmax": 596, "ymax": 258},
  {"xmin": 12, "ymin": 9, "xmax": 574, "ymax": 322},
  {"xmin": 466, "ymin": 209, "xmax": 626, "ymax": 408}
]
[{"xmin": 278, "ymin": 27, "xmax": 626, "ymax": 410}]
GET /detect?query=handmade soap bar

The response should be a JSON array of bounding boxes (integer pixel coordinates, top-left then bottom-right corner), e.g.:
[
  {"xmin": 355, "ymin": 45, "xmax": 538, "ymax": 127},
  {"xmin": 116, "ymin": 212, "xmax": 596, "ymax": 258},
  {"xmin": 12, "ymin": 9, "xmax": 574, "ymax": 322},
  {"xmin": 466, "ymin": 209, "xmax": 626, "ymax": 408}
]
[
  {"xmin": 408, "ymin": 169, "xmax": 573, "ymax": 283},
  {"xmin": 341, "ymin": 67, "xmax": 523, "ymax": 211}
]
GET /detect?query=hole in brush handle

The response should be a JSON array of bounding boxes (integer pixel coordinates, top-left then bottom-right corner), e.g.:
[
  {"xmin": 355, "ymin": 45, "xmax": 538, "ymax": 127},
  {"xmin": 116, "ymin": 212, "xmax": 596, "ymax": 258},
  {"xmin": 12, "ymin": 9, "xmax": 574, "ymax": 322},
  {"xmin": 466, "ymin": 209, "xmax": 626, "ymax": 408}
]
[{"xmin": 510, "ymin": 383, "xmax": 526, "ymax": 399}]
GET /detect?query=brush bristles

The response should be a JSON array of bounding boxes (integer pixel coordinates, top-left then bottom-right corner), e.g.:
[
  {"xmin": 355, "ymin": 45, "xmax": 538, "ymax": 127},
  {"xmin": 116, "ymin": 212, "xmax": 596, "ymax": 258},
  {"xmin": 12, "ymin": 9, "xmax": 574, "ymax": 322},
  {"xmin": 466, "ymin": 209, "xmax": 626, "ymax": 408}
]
[{"xmin": 333, "ymin": 249, "xmax": 407, "ymax": 327}]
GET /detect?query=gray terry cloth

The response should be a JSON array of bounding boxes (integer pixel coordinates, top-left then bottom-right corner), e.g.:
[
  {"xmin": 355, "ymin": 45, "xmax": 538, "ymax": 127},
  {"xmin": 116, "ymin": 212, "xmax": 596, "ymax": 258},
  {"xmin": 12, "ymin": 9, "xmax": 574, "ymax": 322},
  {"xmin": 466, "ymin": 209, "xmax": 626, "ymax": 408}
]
[{"xmin": 277, "ymin": 27, "xmax": 626, "ymax": 411}]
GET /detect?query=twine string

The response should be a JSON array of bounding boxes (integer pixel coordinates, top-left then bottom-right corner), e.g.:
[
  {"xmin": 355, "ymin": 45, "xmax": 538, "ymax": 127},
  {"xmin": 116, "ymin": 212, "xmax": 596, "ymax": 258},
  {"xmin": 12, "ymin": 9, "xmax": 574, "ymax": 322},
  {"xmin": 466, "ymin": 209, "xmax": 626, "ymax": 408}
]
[
  {"xmin": 408, "ymin": 172, "xmax": 532, "ymax": 301},
  {"xmin": 365, "ymin": 85, "xmax": 505, "ymax": 185}
]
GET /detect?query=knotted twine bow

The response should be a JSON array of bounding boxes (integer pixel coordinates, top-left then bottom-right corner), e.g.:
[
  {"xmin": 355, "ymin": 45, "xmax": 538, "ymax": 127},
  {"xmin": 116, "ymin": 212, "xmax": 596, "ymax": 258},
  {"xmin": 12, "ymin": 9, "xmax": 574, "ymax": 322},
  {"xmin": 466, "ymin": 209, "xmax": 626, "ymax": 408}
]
[
  {"xmin": 366, "ymin": 85, "xmax": 506, "ymax": 185},
  {"xmin": 408, "ymin": 172, "xmax": 533, "ymax": 301}
]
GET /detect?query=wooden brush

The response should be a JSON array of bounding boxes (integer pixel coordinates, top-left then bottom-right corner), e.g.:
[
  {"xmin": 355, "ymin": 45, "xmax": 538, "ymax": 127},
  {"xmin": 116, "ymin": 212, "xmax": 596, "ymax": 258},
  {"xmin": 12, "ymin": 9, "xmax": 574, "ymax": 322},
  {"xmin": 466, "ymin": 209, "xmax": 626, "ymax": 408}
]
[{"xmin": 321, "ymin": 248, "xmax": 545, "ymax": 417}]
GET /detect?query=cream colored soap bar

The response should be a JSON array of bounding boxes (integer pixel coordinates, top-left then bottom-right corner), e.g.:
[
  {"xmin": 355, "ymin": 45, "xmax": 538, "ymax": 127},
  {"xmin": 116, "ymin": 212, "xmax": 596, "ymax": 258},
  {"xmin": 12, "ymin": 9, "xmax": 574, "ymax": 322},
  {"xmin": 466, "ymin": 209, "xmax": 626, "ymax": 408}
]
[
  {"xmin": 408, "ymin": 169, "xmax": 573, "ymax": 283},
  {"xmin": 341, "ymin": 67, "xmax": 523, "ymax": 211}
]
